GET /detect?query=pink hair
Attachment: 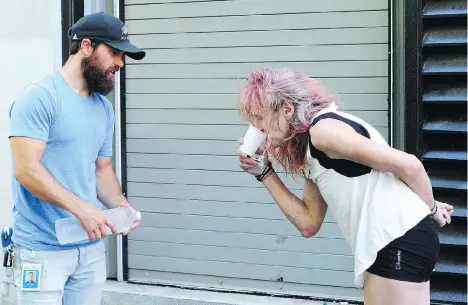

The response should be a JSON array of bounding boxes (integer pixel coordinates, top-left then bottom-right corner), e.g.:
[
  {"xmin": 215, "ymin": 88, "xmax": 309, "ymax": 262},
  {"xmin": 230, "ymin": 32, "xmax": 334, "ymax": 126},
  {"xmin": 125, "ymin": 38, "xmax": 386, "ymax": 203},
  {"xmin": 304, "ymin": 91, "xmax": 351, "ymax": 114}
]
[{"xmin": 237, "ymin": 68, "xmax": 339, "ymax": 176}]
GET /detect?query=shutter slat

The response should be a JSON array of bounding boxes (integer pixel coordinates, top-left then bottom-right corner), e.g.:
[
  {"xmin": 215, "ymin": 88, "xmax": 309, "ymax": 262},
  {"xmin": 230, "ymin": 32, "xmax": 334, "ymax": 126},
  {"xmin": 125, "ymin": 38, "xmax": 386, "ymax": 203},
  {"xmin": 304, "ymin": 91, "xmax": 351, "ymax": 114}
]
[
  {"xmin": 423, "ymin": 26, "xmax": 468, "ymax": 47},
  {"xmin": 434, "ymin": 247, "xmax": 467, "ymax": 276},
  {"xmin": 423, "ymin": 150, "xmax": 467, "ymax": 161},
  {"xmin": 423, "ymin": 54, "xmax": 467, "ymax": 75},
  {"xmin": 423, "ymin": 119, "xmax": 467, "ymax": 134},
  {"xmin": 429, "ymin": 167, "xmax": 467, "ymax": 191},
  {"xmin": 430, "ymin": 178, "xmax": 467, "ymax": 191},
  {"xmin": 431, "ymin": 287, "xmax": 468, "ymax": 305},
  {"xmin": 435, "ymin": 257, "xmax": 468, "ymax": 275},
  {"xmin": 437, "ymin": 226, "xmax": 467, "ymax": 247},
  {"xmin": 423, "ymin": 0, "xmax": 467, "ymax": 18},
  {"xmin": 423, "ymin": 84, "xmax": 467, "ymax": 103}
]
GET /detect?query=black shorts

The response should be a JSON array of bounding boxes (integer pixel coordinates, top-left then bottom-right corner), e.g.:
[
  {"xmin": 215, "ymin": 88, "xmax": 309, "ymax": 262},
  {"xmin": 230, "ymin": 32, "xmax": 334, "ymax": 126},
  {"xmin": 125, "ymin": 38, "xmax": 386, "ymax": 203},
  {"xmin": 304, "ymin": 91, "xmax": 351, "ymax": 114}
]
[{"xmin": 366, "ymin": 215, "xmax": 440, "ymax": 283}]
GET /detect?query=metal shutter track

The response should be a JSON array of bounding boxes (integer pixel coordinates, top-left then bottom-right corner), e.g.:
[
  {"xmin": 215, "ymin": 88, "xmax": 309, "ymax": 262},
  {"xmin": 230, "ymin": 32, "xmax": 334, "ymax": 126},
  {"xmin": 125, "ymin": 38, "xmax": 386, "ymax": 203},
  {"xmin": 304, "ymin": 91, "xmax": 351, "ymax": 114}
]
[{"xmin": 421, "ymin": 1, "xmax": 467, "ymax": 304}]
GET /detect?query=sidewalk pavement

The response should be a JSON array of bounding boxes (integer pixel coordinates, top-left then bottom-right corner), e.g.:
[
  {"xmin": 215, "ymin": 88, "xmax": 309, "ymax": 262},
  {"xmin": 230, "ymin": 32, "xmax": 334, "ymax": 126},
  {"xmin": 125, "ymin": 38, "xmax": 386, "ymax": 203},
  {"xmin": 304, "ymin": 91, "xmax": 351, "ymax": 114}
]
[
  {"xmin": 102, "ymin": 280, "xmax": 359, "ymax": 305},
  {"xmin": 1, "ymin": 275, "xmax": 359, "ymax": 304}
]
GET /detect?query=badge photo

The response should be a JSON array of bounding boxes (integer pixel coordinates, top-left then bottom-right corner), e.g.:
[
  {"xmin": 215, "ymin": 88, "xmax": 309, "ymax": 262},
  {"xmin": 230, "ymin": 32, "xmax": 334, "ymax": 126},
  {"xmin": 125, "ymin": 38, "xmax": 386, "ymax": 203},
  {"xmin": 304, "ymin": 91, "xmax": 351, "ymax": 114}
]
[{"xmin": 21, "ymin": 263, "xmax": 42, "ymax": 291}]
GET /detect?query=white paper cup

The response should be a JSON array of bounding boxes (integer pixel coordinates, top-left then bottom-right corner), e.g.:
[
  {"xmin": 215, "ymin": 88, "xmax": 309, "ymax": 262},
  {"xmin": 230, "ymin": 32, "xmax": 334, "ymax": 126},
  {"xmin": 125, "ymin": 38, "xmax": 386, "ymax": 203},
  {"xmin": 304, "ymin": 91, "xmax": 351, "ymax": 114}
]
[{"xmin": 239, "ymin": 125, "xmax": 266, "ymax": 157}]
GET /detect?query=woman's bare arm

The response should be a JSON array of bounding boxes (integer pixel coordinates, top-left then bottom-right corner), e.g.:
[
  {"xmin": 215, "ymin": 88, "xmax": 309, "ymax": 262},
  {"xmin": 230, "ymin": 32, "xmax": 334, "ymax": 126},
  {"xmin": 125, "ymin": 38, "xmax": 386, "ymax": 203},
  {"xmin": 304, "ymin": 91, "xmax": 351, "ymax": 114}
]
[
  {"xmin": 309, "ymin": 118, "xmax": 454, "ymax": 226},
  {"xmin": 261, "ymin": 171, "xmax": 328, "ymax": 237},
  {"xmin": 310, "ymin": 119, "xmax": 433, "ymax": 206}
]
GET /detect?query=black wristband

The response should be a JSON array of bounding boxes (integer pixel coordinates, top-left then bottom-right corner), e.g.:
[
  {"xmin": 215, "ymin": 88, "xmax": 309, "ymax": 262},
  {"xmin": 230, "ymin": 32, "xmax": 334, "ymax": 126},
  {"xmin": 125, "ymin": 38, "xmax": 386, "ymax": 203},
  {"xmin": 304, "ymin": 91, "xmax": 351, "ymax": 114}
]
[
  {"xmin": 431, "ymin": 203, "xmax": 438, "ymax": 216},
  {"xmin": 255, "ymin": 161, "xmax": 274, "ymax": 182}
]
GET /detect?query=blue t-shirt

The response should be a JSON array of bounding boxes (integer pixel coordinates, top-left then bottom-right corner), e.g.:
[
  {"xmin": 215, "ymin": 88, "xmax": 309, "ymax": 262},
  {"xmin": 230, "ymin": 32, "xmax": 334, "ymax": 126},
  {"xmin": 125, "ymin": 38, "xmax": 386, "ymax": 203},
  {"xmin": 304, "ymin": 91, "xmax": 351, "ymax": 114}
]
[{"xmin": 8, "ymin": 72, "xmax": 115, "ymax": 250}]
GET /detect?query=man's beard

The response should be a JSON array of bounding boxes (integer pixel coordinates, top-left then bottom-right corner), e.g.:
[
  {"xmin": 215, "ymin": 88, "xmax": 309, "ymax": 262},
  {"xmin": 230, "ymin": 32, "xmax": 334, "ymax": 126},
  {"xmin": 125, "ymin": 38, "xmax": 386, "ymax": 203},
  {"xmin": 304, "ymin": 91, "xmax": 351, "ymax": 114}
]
[{"xmin": 81, "ymin": 53, "xmax": 117, "ymax": 96}]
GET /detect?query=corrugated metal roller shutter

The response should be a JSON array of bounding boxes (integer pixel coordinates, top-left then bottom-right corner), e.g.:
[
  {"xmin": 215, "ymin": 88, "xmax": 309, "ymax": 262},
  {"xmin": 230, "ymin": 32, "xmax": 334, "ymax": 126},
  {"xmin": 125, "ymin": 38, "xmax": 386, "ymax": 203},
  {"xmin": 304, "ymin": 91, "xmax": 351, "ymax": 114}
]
[
  {"xmin": 419, "ymin": 1, "xmax": 467, "ymax": 304},
  {"xmin": 123, "ymin": 0, "xmax": 388, "ymax": 299}
]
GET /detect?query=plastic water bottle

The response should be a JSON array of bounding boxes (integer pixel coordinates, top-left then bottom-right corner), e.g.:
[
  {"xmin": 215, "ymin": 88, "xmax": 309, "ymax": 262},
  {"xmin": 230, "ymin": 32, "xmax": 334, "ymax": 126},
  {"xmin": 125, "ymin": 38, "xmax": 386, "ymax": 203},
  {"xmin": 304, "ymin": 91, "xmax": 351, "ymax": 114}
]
[{"xmin": 55, "ymin": 207, "xmax": 141, "ymax": 245}]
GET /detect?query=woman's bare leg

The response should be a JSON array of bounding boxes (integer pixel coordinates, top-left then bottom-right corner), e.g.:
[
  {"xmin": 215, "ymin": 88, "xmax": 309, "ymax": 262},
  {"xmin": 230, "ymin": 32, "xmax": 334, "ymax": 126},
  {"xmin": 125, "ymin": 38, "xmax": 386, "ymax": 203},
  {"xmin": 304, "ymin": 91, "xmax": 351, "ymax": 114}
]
[
  {"xmin": 363, "ymin": 272, "xmax": 429, "ymax": 305},
  {"xmin": 418, "ymin": 281, "xmax": 430, "ymax": 305}
]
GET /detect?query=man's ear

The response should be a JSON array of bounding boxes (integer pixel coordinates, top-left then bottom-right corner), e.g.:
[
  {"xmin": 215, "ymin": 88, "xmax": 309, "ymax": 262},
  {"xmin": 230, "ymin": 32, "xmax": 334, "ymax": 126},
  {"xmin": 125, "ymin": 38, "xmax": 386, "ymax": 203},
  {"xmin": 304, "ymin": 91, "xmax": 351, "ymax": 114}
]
[
  {"xmin": 80, "ymin": 39, "xmax": 94, "ymax": 57},
  {"xmin": 283, "ymin": 101, "xmax": 295, "ymax": 120}
]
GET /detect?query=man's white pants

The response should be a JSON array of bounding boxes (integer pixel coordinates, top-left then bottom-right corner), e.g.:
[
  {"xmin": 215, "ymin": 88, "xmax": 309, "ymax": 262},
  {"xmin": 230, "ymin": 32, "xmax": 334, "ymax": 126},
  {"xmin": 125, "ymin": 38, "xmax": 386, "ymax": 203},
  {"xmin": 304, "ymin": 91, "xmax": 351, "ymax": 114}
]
[{"xmin": 11, "ymin": 241, "xmax": 106, "ymax": 305}]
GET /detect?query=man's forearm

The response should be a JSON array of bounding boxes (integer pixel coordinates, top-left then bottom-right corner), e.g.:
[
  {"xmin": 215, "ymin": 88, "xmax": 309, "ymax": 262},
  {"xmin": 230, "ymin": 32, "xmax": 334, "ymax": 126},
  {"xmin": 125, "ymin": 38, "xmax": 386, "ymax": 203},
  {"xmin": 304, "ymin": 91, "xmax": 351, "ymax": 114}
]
[
  {"xmin": 15, "ymin": 163, "xmax": 83, "ymax": 216},
  {"xmin": 96, "ymin": 165, "xmax": 127, "ymax": 209}
]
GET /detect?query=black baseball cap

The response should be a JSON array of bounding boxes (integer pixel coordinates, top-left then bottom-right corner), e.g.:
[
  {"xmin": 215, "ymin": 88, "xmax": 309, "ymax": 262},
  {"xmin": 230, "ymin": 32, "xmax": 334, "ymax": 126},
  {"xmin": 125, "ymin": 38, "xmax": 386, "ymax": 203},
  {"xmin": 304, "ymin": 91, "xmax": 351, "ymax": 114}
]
[{"xmin": 68, "ymin": 12, "xmax": 145, "ymax": 60}]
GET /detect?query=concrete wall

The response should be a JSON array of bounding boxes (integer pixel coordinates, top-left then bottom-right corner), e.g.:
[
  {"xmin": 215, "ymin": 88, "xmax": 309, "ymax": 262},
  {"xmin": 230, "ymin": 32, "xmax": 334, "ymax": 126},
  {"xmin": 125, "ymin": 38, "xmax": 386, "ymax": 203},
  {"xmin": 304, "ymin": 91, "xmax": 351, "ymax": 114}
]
[{"xmin": 0, "ymin": 1, "xmax": 62, "ymax": 282}]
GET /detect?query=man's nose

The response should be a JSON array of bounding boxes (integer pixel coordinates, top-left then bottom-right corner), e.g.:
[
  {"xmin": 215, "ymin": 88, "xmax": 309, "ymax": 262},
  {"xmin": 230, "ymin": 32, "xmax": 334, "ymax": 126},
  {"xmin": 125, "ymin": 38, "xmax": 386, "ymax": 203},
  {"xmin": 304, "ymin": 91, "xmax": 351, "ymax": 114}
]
[{"xmin": 116, "ymin": 55, "xmax": 124, "ymax": 68}]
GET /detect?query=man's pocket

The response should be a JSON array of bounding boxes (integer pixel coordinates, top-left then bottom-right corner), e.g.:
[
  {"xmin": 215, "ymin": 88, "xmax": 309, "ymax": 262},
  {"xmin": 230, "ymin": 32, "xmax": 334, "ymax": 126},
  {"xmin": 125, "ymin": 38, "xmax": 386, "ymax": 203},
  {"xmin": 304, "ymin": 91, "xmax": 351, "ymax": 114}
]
[{"xmin": 12, "ymin": 245, "xmax": 78, "ymax": 305}]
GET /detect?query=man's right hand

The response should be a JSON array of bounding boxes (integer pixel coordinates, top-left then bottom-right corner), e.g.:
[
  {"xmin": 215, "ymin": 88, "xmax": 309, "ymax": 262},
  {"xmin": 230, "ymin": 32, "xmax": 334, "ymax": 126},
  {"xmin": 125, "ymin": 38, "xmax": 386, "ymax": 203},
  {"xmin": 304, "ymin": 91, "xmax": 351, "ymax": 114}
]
[
  {"xmin": 75, "ymin": 202, "xmax": 117, "ymax": 241},
  {"xmin": 10, "ymin": 137, "xmax": 118, "ymax": 241}
]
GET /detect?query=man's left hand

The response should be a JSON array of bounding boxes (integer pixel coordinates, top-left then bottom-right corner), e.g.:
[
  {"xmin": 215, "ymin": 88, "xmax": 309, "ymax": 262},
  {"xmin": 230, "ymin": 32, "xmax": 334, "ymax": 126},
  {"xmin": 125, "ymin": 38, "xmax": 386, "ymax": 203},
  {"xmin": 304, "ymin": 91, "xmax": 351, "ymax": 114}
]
[{"xmin": 119, "ymin": 201, "xmax": 141, "ymax": 235}]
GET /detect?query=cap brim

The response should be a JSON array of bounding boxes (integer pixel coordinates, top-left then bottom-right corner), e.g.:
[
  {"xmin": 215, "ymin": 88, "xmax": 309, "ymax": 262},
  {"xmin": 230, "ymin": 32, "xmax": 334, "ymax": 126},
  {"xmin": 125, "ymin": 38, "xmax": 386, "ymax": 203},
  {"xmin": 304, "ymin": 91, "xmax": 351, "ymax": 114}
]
[{"xmin": 105, "ymin": 41, "xmax": 146, "ymax": 60}]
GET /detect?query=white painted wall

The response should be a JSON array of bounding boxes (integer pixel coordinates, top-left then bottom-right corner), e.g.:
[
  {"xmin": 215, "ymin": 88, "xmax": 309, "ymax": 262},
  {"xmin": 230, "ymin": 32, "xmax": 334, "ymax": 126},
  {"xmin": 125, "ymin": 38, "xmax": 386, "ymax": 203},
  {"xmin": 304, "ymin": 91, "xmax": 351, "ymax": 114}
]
[{"xmin": 0, "ymin": 1, "xmax": 62, "ymax": 282}]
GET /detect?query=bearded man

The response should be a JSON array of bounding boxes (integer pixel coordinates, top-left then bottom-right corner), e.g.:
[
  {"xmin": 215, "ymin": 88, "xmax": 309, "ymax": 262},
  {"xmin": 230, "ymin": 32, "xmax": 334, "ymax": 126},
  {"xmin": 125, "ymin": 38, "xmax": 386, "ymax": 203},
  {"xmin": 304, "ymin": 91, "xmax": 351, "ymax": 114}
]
[{"xmin": 8, "ymin": 12, "xmax": 144, "ymax": 305}]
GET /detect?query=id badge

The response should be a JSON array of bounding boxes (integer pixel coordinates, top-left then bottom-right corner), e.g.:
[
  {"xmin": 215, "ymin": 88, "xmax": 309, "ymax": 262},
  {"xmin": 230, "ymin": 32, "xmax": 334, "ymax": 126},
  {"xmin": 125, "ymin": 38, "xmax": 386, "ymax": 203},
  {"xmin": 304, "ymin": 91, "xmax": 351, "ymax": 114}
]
[{"xmin": 21, "ymin": 263, "xmax": 41, "ymax": 291}]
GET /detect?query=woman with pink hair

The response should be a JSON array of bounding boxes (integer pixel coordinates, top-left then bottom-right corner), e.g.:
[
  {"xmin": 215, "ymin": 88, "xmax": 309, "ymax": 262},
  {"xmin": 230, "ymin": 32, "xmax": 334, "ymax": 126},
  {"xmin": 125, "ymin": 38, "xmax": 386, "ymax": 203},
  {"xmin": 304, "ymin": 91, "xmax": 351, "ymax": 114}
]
[{"xmin": 236, "ymin": 68, "xmax": 454, "ymax": 305}]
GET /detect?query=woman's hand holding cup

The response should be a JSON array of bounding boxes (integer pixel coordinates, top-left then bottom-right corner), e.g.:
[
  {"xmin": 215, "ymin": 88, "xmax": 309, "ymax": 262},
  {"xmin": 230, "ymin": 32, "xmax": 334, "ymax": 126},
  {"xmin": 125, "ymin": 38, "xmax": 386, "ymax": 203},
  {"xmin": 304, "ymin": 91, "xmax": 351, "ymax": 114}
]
[
  {"xmin": 237, "ymin": 138, "xmax": 268, "ymax": 175},
  {"xmin": 237, "ymin": 125, "xmax": 268, "ymax": 176}
]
